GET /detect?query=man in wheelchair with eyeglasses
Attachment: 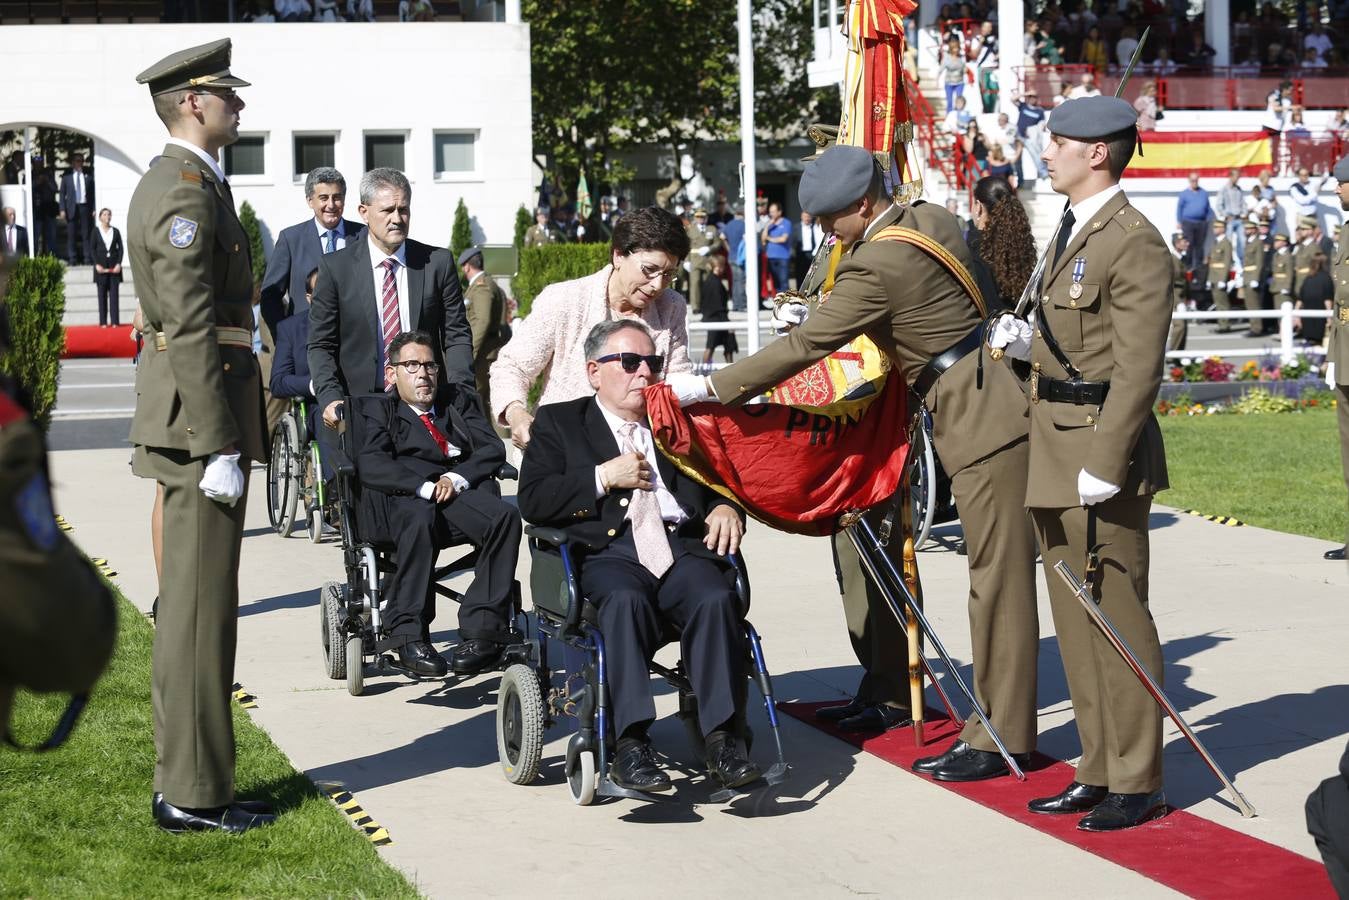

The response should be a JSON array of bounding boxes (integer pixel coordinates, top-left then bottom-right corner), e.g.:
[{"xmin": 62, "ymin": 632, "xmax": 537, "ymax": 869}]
[
  {"xmin": 518, "ymin": 319, "xmax": 761, "ymax": 792},
  {"xmin": 353, "ymin": 330, "xmax": 521, "ymax": 678}
]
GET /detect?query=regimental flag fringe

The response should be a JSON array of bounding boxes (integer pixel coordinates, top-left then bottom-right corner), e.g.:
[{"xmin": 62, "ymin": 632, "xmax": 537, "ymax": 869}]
[
  {"xmin": 323, "ymin": 785, "xmax": 392, "ymax": 845},
  {"xmin": 1180, "ymin": 509, "xmax": 1246, "ymax": 527},
  {"xmin": 231, "ymin": 682, "xmax": 258, "ymax": 709}
]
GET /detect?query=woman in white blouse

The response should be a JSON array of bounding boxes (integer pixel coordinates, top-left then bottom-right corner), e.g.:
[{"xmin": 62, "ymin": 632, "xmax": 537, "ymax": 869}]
[
  {"xmin": 490, "ymin": 205, "xmax": 694, "ymax": 449},
  {"xmin": 91, "ymin": 207, "xmax": 123, "ymax": 328}
]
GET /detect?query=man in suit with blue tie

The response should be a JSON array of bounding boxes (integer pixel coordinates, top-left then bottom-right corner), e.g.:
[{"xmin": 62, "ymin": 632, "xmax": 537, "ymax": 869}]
[{"xmin": 259, "ymin": 167, "xmax": 364, "ymax": 335}]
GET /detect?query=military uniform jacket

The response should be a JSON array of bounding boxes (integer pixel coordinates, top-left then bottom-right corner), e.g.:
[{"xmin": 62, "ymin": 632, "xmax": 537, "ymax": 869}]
[
  {"xmin": 1331, "ymin": 222, "xmax": 1349, "ymax": 381},
  {"xmin": 1026, "ymin": 190, "xmax": 1170, "ymax": 508},
  {"xmin": 1206, "ymin": 236, "xmax": 1232, "ymax": 287},
  {"xmin": 1270, "ymin": 248, "xmax": 1295, "ymax": 297},
  {"xmin": 523, "ymin": 225, "xmax": 553, "ymax": 249},
  {"xmin": 687, "ymin": 224, "xmax": 725, "ymax": 270},
  {"xmin": 1169, "ymin": 253, "xmax": 1188, "ymax": 306},
  {"xmin": 465, "ymin": 273, "xmax": 509, "ymax": 365},
  {"xmin": 709, "ymin": 201, "xmax": 1029, "ymax": 475},
  {"xmin": 128, "ymin": 143, "xmax": 266, "ymax": 461},
  {"xmin": 1240, "ymin": 238, "xmax": 1267, "ymax": 303},
  {"xmin": 1294, "ymin": 240, "xmax": 1319, "ymax": 294}
]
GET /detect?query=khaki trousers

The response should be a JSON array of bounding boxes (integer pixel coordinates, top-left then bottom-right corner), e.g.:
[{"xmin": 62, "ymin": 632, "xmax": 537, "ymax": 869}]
[
  {"xmin": 951, "ymin": 438, "xmax": 1040, "ymax": 754},
  {"xmin": 831, "ymin": 503, "xmax": 911, "ymax": 708},
  {"xmin": 134, "ymin": 445, "xmax": 249, "ymax": 808},
  {"xmin": 1032, "ymin": 496, "xmax": 1163, "ymax": 794},
  {"xmin": 1339, "ymin": 383, "xmax": 1349, "ymax": 546}
]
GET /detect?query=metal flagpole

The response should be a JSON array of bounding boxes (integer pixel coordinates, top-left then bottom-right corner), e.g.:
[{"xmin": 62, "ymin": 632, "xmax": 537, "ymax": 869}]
[
  {"xmin": 737, "ymin": 0, "xmax": 760, "ymax": 354},
  {"xmin": 23, "ymin": 127, "xmax": 36, "ymax": 255}
]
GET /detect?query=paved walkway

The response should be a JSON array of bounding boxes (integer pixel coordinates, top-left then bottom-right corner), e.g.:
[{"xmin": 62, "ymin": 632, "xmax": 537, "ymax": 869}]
[{"xmin": 49, "ymin": 446, "xmax": 1347, "ymax": 898}]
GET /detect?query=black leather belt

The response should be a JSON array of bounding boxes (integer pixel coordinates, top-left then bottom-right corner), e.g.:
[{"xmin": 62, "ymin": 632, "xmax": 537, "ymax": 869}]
[
  {"xmin": 1038, "ymin": 376, "xmax": 1110, "ymax": 405},
  {"xmin": 912, "ymin": 324, "xmax": 984, "ymax": 401}
]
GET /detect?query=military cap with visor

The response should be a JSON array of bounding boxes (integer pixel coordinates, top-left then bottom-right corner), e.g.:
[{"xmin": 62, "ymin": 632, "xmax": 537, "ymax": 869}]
[{"xmin": 136, "ymin": 38, "xmax": 250, "ymax": 96}]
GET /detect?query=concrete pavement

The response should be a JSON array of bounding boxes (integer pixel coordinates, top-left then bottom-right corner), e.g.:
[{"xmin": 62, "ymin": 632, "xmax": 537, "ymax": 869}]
[{"xmin": 47, "ymin": 443, "xmax": 1346, "ymax": 898}]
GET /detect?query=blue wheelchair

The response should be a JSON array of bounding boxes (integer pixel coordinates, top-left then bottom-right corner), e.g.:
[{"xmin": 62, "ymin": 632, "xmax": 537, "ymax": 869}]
[{"xmin": 493, "ymin": 525, "xmax": 789, "ymax": 805}]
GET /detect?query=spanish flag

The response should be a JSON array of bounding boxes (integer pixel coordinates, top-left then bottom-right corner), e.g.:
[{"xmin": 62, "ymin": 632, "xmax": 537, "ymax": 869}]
[{"xmin": 1125, "ymin": 131, "xmax": 1273, "ymax": 178}]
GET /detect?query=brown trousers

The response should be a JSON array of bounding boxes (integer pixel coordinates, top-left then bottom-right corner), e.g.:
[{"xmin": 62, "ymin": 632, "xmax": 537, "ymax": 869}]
[
  {"xmin": 1032, "ymin": 496, "xmax": 1164, "ymax": 794},
  {"xmin": 1340, "ymin": 383, "xmax": 1349, "ymax": 546},
  {"xmin": 831, "ymin": 504, "xmax": 912, "ymax": 708}
]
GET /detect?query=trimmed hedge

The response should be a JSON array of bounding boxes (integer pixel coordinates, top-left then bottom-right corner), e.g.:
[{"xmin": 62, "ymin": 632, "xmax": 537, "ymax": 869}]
[
  {"xmin": 513, "ymin": 243, "xmax": 610, "ymax": 317},
  {"xmin": 239, "ymin": 201, "xmax": 266, "ymax": 283},
  {"xmin": 1, "ymin": 255, "xmax": 66, "ymax": 430},
  {"xmin": 513, "ymin": 204, "xmax": 532, "ymax": 248}
]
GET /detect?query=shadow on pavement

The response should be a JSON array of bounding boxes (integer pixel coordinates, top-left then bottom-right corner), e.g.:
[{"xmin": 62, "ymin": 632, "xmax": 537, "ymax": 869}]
[{"xmin": 239, "ymin": 588, "xmax": 318, "ymax": 618}]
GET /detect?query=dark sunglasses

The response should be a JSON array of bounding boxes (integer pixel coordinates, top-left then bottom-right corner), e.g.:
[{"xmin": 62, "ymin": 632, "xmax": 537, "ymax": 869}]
[{"xmin": 595, "ymin": 352, "xmax": 664, "ymax": 374}]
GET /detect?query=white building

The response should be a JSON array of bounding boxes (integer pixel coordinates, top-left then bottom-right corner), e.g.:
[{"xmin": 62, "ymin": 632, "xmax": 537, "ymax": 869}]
[{"xmin": 1, "ymin": 21, "xmax": 534, "ymax": 263}]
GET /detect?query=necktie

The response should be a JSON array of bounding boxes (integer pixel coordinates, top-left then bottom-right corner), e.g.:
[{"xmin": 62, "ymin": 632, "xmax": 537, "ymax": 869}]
[
  {"xmin": 419, "ymin": 412, "xmax": 452, "ymax": 457},
  {"xmin": 379, "ymin": 258, "xmax": 400, "ymax": 372},
  {"xmin": 76, "ymin": 173, "xmax": 83, "ymax": 205},
  {"xmin": 325, "ymin": 229, "xmax": 337, "ymax": 254},
  {"xmin": 6, "ymin": 227, "xmax": 12, "ymax": 253},
  {"xmin": 618, "ymin": 422, "xmax": 674, "ymax": 579},
  {"xmin": 1052, "ymin": 209, "xmax": 1076, "ymax": 270}
]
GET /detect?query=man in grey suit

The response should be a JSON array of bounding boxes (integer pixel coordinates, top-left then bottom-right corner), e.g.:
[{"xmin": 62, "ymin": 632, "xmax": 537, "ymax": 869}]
[
  {"xmin": 259, "ymin": 166, "xmax": 365, "ymax": 335},
  {"xmin": 308, "ymin": 167, "xmax": 475, "ymax": 430},
  {"xmin": 59, "ymin": 153, "xmax": 94, "ymax": 264}
]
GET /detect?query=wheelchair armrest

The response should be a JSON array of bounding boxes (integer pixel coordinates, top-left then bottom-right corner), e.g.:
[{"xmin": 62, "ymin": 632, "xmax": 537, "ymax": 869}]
[
  {"xmin": 495, "ymin": 462, "xmax": 519, "ymax": 481},
  {"xmin": 524, "ymin": 524, "xmax": 570, "ymax": 547},
  {"xmin": 726, "ymin": 551, "xmax": 751, "ymax": 613},
  {"xmin": 336, "ymin": 460, "xmax": 356, "ymax": 478}
]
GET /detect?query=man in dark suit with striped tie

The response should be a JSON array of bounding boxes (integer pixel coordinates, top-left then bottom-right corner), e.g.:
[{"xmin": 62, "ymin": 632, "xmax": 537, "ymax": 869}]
[
  {"xmin": 353, "ymin": 329, "xmax": 520, "ymax": 677},
  {"xmin": 308, "ymin": 167, "xmax": 474, "ymax": 431}
]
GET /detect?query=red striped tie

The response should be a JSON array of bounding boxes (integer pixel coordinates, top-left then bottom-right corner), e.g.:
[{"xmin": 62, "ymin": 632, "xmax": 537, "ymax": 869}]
[{"xmin": 379, "ymin": 257, "xmax": 401, "ymax": 372}]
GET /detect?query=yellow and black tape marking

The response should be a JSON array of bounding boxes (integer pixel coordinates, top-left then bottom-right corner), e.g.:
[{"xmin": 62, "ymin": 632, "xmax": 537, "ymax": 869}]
[
  {"xmin": 55, "ymin": 515, "xmax": 73, "ymax": 533},
  {"xmin": 324, "ymin": 785, "xmax": 392, "ymax": 845},
  {"xmin": 231, "ymin": 682, "xmax": 258, "ymax": 710},
  {"xmin": 90, "ymin": 557, "xmax": 118, "ymax": 578},
  {"xmin": 1179, "ymin": 509, "xmax": 1246, "ymax": 527}
]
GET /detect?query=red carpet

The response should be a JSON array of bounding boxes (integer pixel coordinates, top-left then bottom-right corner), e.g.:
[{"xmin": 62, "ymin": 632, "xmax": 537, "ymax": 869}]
[
  {"xmin": 780, "ymin": 701, "xmax": 1335, "ymax": 899},
  {"xmin": 63, "ymin": 325, "xmax": 137, "ymax": 359}
]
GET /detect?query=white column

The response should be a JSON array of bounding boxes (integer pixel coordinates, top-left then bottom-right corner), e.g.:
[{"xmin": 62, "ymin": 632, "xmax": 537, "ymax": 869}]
[
  {"xmin": 503, "ymin": 0, "xmax": 520, "ymax": 24},
  {"xmin": 1206, "ymin": 0, "xmax": 1230, "ymax": 66},
  {"xmin": 997, "ymin": 0, "xmax": 1024, "ymax": 114}
]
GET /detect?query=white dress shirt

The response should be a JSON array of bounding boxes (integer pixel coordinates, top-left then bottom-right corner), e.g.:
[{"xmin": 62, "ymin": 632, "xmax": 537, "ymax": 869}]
[
  {"xmin": 97, "ymin": 225, "xmax": 115, "ymax": 250},
  {"xmin": 368, "ymin": 237, "xmax": 411, "ymax": 346},
  {"xmin": 315, "ymin": 217, "xmax": 349, "ymax": 253},
  {"xmin": 406, "ymin": 401, "xmax": 468, "ymax": 500},
  {"xmin": 166, "ymin": 137, "xmax": 226, "ymax": 182},
  {"xmin": 592, "ymin": 399, "xmax": 687, "ymax": 524},
  {"xmin": 1063, "ymin": 183, "xmax": 1123, "ymax": 246}
]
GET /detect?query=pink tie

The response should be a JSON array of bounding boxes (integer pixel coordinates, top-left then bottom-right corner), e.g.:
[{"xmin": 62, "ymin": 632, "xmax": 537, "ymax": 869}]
[
  {"xmin": 619, "ymin": 422, "xmax": 674, "ymax": 579},
  {"xmin": 379, "ymin": 258, "xmax": 400, "ymax": 370}
]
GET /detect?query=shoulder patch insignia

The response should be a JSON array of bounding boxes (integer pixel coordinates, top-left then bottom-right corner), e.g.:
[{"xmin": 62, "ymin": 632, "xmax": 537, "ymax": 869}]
[
  {"xmin": 180, "ymin": 170, "xmax": 202, "ymax": 185},
  {"xmin": 169, "ymin": 216, "xmax": 199, "ymax": 249},
  {"xmin": 15, "ymin": 473, "xmax": 60, "ymax": 552}
]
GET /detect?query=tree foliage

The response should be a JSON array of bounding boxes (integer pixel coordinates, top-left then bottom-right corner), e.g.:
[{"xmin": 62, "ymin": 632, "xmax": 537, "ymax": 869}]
[
  {"xmin": 1, "ymin": 256, "xmax": 66, "ymax": 430},
  {"xmin": 513, "ymin": 204, "xmax": 533, "ymax": 248},
  {"xmin": 450, "ymin": 198, "xmax": 473, "ymax": 262},
  {"xmin": 238, "ymin": 201, "xmax": 266, "ymax": 284}
]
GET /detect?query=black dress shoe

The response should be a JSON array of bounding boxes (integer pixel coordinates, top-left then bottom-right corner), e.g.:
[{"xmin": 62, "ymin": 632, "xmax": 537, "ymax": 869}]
[
  {"xmin": 155, "ymin": 791, "xmax": 273, "ymax": 816},
  {"xmin": 451, "ymin": 639, "xmax": 504, "ymax": 676},
  {"xmin": 814, "ymin": 696, "xmax": 867, "ymax": 722},
  {"xmin": 706, "ymin": 733, "xmax": 762, "ymax": 789},
  {"xmin": 1077, "ymin": 790, "xmax": 1168, "ymax": 831},
  {"xmin": 609, "ymin": 739, "xmax": 672, "ymax": 793},
  {"xmin": 837, "ymin": 704, "xmax": 913, "ymax": 732},
  {"xmin": 1325, "ymin": 546, "xmax": 1346, "ymax": 561},
  {"xmin": 396, "ymin": 640, "xmax": 448, "ymax": 678},
  {"xmin": 152, "ymin": 794, "xmax": 276, "ymax": 834},
  {"xmin": 913, "ymin": 740, "xmax": 968, "ymax": 775},
  {"xmin": 1028, "ymin": 781, "xmax": 1109, "ymax": 814},
  {"xmin": 932, "ymin": 746, "xmax": 1032, "ymax": 782}
]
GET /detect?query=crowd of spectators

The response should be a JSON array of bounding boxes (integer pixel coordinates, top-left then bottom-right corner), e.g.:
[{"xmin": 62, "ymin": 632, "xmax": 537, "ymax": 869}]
[{"xmin": 241, "ymin": 0, "xmax": 434, "ymax": 22}]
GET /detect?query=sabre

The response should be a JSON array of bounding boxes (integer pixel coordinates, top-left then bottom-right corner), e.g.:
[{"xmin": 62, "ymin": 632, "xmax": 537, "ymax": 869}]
[{"xmin": 1052, "ymin": 560, "xmax": 1258, "ymax": 818}]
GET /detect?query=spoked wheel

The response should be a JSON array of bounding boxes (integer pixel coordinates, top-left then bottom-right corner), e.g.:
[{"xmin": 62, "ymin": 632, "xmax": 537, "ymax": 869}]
[
  {"xmin": 908, "ymin": 425, "xmax": 937, "ymax": 551},
  {"xmin": 346, "ymin": 634, "xmax": 364, "ymax": 696},
  {"xmin": 266, "ymin": 416, "xmax": 301, "ymax": 537},
  {"xmin": 321, "ymin": 581, "xmax": 346, "ymax": 680},
  {"xmin": 496, "ymin": 664, "xmax": 544, "ymax": 785},
  {"xmin": 568, "ymin": 749, "xmax": 597, "ymax": 806}
]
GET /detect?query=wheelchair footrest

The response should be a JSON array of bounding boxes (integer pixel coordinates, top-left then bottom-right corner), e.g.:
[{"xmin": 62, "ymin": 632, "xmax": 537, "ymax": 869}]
[{"xmin": 597, "ymin": 777, "xmax": 668, "ymax": 803}]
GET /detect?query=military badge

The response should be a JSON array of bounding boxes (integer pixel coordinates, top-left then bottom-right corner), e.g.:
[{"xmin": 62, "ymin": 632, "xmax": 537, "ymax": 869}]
[
  {"xmin": 15, "ymin": 473, "xmax": 60, "ymax": 552},
  {"xmin": 169, "ymin": 215, "xmax": 199, "ymax": 248}
]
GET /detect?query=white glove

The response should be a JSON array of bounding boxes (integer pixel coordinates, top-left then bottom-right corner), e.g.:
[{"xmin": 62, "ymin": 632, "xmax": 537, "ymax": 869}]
[
  {"xmin": 575, "ymin": 225, "xmax": 586, "ymax": 238},
  {"xmin": 1077, "ymin": 468, "xmax": 1120, "ymax": 506},
  {"xmin": 665, "ymin": 373, "xmax": 714, "ymax": 408},
  {"xmin": 770, "ymin": 301, "xmax": 810, "ymax": 335},
  {"xmin": 1217, "ymin": 280, "xmax": 1228, "ymax": 291},
  {"xmin": 1327, "ymin": 362, "xmax": 1336, "ymax": 388},
  {"xmin": 988, "ymin": 313, "xmax": 1033, "ymax": 361},
  {"xmin": 697, "ymin": 245, "xmax": 710, "ymax": 256},
  {"xmin": 1248, "ymin": 280, "xmax": 1259, "ymax": 289},
  {"xmin": 199, "ymin": 451, "xmax": 244, "ymax": 507}
]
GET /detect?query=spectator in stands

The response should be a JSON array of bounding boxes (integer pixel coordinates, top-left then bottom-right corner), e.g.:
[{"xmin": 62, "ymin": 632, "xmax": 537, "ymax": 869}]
[
  {"xmin": 1262, "ymin": 87, "xmax": 1289, "ymax": 170},
  {"xmin": 399, "ymin": 0, "xmax": 435, "ymax": 20},
  {"xmin": 986, "ymin": 145, "xmax": 1016, "ymax": 189},
  {"xmin": 1302, "ymin": 46, "xmax": 1329, "ymax": 69},
  {"xmin": 1217, "ymin": 169, "xmax": 1247, "ymax": 259},
  {"xmin": 941, "ymin": 35, "xmax": 967, "ymax": 112},
  {"xmin": 1290, "ymin": 166, "xmax": 1330, "ymax": 231},
  {"xmin": 1053, "ymin": 81, "xmax": 1074, "ymax": 107},
  {"xmin": 274, "ymin": 0, "xmax": 311, "ymax": 20},
  {"xmin": 944, "ymin": 94, "xmax": 974, "ymax": 134},
  {"xmin": 1011, "ymin": 89, "xmax": 1048, "ymax": 177},
  {"xmin": 1180, "ymin": 29, "xmax": 1217, "ymax": 68},
  {"xmin": 762, "ymin": 202, "xmax": 793, "ymax": 295},
  {"xmin": 1176, "ymin": 172, "xmax": 1212, "ymax": 269},
  {"xmin": 313, "ymin": 0, "xmax": 341, "ymax": 20},
  {"xmin": 993, "ymin": 111, "xmax": 1016, "ymax": 148},
  {"xmin": 242, "ymin": 0, "xmax": 275, "ymax": 20},
  {"xmin": 347, "ymin": 0, "xmax": 374, "ymax": 20},
  {"xmin": 1286, "ymin": 106, "xmax": 1312, "ymax": 138},
  {"xmin": 1258, "ymin": 169, "xmax": 1276, "ymax": 203},
  {"xmin": 1067, "ymin": 70, "xmax": 1100, "ymax": 99},
  {"xmin": 1331, "ymin": 109, "xmax": 1349, "ymax": 137},
  {"xmin": 1134, "ymin": 80, "xmax": 1161, "ymax": 130},
  {"xmin": 91, "ymin": 208, "xmax": 123, "ymax": 327},
  {"xmin": 1295, "ymin": 251, "xmax": 1333, "ymax": 344},
  {"xmin": 1304, "ymin": 20, "xmax": 1334, "ymax": 62},
  {"xmin": 960, "ymin": 120, "xmax": 989, "ymax": 173},
  {"xmin": 972, "ymin": 20, "xmax": 999, "ymax": 112},
  {"xmin": 1147, "ymin": 46, "xmax": 1179, "ymax": 76},
  {"xmin": 1115, "ymin": 24, "xmax": 1140, "ymax": 67},
  {"xmin": 1079, "ymin": 25, "xmax": 1108, "ymax": 73}
]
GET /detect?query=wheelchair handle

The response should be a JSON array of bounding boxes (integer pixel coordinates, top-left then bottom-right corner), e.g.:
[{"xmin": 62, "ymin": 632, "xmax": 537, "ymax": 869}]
[
  {"xmin": 524, "ymin": 524, "xmax": 570, "ymax": 547},
  {"xmin": 496, "ymin": 462, "xmax": 519, "ymax": 481}
]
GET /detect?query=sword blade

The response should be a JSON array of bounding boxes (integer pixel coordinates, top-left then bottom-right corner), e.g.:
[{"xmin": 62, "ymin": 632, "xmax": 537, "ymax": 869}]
[{"xmin": 1115, "ymin": 25, "xmax": 1150, "ymax": 98}]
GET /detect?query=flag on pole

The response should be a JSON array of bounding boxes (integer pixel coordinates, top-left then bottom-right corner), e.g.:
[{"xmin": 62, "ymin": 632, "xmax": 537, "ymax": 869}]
[{"xmin": 576, "ymin": 173, "xmax": 592, "ymax": 221}]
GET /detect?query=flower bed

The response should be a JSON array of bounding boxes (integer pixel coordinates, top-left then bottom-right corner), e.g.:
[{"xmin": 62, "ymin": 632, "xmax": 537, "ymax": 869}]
[{"xmin": 1155, "ymin": 352, "xmax": 1335, "ymax": 415}]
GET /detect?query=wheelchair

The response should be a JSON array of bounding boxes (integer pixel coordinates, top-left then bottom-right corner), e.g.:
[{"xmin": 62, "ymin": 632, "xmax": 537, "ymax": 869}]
[
  {"xmin": 493, "ymin": 526, "xmax": 789, "ymax": 805},
  {"xmin": 907, "ymin": 407, "xmax": 957, "ymax": 551},
  {"xmin": 265, "ymin": 397, "xmax": 328, "ymax": 543},
  {"xmin": 318, "ymin": 397, "xmax": 522, "ymax": 696}
]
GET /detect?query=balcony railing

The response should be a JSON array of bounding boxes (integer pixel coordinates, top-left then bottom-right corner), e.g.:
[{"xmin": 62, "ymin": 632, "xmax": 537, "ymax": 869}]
[{"xmin": 1014, "ymin": 64, "xmax": 1349, "ymax": 111}]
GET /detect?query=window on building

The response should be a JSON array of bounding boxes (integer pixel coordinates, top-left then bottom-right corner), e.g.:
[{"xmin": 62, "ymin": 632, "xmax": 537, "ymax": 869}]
[
  {"xmin": 223, "ymin": 134, "xmax": 265, "ymax": 177},
  {"xmin": 294, "ymin": 135, "xmax": 336, "ymax": 178},
  {"xmin": 364, "ymin": 133, "xmax": 406, "ymax": 171},
  {"xmin": 815, "ymin": 0, "xmax": 833, "ymax": 29},
  {"xmin": 433, "ymin": 131, "xmax": 477, "ymax": 177}
]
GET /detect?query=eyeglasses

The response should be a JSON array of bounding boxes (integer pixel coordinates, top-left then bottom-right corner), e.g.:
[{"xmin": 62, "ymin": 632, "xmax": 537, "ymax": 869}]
[
  {"xmin": 390, "ymin": 360, "xmax": 440, "ymax": 374},
  {"xmin": 639, "ymin": 262, "xmax": 678, "ymax": 284},
  {"xmin": 594, "ymin": 352, "xmax": 664, "ymax": 374}
]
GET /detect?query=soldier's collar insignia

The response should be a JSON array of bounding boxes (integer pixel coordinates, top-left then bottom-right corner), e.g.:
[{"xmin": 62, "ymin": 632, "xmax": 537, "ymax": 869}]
[
  {"xmin": 169, "ymin": 216, "xmax": 199, "ymax": 249},
  {"xmin": 16, "ymin": 474, "xmax": 60, "ymax": 552}
]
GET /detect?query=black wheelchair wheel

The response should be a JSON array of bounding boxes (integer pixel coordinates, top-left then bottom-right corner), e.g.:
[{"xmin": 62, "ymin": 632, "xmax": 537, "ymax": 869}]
[
  {"xmin": 908, "ymin": 425, "xmax": 937, "ymax": 551},
  {"xmin": 266, "ymin": 415, "xmax": 302, "ymax": 537},
  {"xmin": 321, "ymin": 581, "xmax": 346, "ymax": 680},
  {"xmin": 496, "ymin": 664, "xmax": 544, "ymax": 785}
]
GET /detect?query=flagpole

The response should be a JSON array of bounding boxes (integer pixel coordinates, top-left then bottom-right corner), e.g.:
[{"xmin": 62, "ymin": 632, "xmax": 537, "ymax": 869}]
[
  {"xmin": 23, "ymin": 127, "xmax": 36, "ymax": 255},
  {"xmin": 737, "ymin": 0, "xmax": 761, "ymax": 354}
]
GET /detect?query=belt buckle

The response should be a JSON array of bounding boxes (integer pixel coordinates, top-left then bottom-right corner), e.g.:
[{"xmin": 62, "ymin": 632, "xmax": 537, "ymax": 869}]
[
  {"xmin": 1339, "ymin": 307, "xmax": 1349, "ymax": 324},
  {"xmin": 1030, "ymin": 363, "xmax": 1041, "ymax": 404}
]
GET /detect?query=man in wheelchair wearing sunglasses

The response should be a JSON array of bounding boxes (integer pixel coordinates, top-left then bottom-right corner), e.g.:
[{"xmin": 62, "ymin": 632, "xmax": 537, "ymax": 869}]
[{"xmin": 518, "ymin": 319, "xmax": 761, "ymax": 792}]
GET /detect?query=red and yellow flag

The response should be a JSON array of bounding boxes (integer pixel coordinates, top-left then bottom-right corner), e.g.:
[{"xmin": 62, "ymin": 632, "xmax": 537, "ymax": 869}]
[{"xmin": 1126, "ymin": 131, "xmax": 1273, "ymax": 178}]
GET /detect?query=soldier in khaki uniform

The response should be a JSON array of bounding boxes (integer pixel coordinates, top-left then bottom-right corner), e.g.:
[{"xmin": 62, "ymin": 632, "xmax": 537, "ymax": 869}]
[
  {"xmin": 1166, "ymin": 232, "xmax": 1189, "ymax": 352},
  {"xmin": 1270, "ymin": 230, "xmax": 1295, "ymax": 304},
  {"xmin": 1206, "ymin": 218, "xmax": 1235, "ymax": 332},
  {"xmin": 1326, "ymin": 154, "xmax": 1349, "ymax": 562},
  {"xmin": 128, "ymin": 40, "xmax": 272, "ymax": 834},
  {"xmin": 523, "ymin": 207, "xmax": 554, "ymax": 249},
  {"xmin": 668, "ymin": 146, "xmax": 1040, "ymax": 781},
  {"xmin": 1243, "ymin": 217, "xmax": 1272, "ymax": 336},
  {"xmin": 991, "ymin": 96, "xmax": 1171, "ymax": 831},
  {"xmin": 1294, "ymin": 215, "xmax": 1320, "ymax": 297},
  {"xmin": 458, "ymin": 245, "xmax": 510, "ymax": 416},
  {"xmin": 684, "ymin": 207, "xmax": 725, "ymax": 314}
]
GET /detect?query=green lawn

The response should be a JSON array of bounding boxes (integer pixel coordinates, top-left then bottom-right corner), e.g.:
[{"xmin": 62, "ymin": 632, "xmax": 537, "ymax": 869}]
[
  {"xmin": 0, "ymin": 593, "xmax": 419, "ymax": 900},
  {"xmin": 1157, "ymin": 408, "xmax": 1345, "ymax": 542}
]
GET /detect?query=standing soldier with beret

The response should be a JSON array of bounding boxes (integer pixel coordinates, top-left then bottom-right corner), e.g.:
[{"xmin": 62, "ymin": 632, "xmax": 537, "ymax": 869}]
[
  {"xmin": 458, "ymin": 245, "xmax": 510, "ymax": 417},
  {"xmin": 665, "ymin": 145, "xmax": 1041, "ymax": 781},
  {"xmin": 1206, "ymin": 218, "xmax": 1235, "ymax": 332},
  {"xmin": 1325, "ymin": 154, "xmax": 1349, "ymax": 562},
  {"xmin": 1238, "ymin": 217, "xmax": 1266, "ymax": 336},
  {"xmin": 128, "ymin": 39, "xmax": 272, "ymax": 834},
  {"xmin": 989, "ymin": 96, "xmax": 1172, "ymax": 831}
]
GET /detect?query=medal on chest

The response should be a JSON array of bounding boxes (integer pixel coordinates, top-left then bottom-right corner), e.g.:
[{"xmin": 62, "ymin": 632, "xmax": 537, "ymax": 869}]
[{"xmin": 1068, "ymin": 257, "xmax": 1086, "ymax": 307}]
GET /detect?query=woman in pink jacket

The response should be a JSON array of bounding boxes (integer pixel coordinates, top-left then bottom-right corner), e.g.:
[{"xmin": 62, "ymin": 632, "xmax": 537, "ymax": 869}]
[{"xmin": 490, "ymin": 206, "xmax": 694, "ymax": 448}]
